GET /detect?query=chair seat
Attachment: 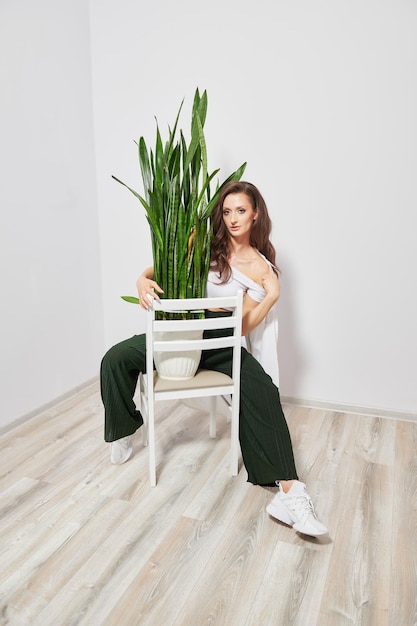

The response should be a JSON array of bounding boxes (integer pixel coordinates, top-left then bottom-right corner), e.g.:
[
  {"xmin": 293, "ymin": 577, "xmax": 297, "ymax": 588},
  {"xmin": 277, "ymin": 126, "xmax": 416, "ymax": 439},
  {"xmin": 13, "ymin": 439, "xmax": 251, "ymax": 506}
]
[{"xmin": 153, "ymin": 369, "xmax": 233, "ymax": 392}]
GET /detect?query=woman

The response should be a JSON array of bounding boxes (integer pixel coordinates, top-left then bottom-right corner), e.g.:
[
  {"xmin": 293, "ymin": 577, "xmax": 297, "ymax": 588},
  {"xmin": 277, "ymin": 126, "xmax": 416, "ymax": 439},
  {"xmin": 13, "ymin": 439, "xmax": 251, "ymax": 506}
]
[{"xmin": 100, "ymin": 181, "xmax": 327, "ymax": 537}]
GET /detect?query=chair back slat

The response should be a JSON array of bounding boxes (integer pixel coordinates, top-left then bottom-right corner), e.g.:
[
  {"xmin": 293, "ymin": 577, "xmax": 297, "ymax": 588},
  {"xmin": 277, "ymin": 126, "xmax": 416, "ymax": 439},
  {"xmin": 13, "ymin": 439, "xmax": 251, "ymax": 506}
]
[
  {"xmin": 152, "ymin": 295, "xmax": 239, "ymax": 312},
  {"xmin": 153, "ymin": 315, "xmax": 238, "ymax": 333},
  {"xmin": 153, "ymin": 336, "xmax": 237, "ymax": 353}
]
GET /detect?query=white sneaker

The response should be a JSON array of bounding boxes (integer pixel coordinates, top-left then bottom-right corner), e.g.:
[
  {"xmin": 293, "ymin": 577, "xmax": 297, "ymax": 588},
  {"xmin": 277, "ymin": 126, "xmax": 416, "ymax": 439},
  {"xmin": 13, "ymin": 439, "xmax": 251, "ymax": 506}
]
[
  {"xmin": 110, "ymin": 436, "xmax": 132, "ymax": 465},
  {"xmin": 266, "ymin": 481, "xmax": 328, "ymax": 537}
]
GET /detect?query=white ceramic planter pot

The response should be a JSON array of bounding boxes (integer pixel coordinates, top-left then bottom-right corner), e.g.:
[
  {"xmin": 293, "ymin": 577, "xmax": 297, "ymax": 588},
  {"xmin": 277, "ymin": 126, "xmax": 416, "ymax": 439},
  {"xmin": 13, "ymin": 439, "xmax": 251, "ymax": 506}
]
[{"xmin": 154, "ymin": 330, "xmax": 203, "ymax": 380}]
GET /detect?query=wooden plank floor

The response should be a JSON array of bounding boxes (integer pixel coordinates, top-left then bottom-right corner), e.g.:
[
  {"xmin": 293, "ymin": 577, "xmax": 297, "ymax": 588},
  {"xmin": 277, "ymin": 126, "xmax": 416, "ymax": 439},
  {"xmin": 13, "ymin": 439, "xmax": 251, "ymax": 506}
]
[{"xmin": 0, "ymin": 380, "xmax": 416, "ymax": 625}]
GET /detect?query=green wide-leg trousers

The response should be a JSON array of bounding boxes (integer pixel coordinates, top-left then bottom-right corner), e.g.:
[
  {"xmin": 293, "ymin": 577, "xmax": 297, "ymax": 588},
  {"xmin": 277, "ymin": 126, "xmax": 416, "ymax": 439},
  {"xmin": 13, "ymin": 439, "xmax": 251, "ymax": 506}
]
[{"xmin": 100, "ymin": 333, "xmax": 298, "ymax": 486}]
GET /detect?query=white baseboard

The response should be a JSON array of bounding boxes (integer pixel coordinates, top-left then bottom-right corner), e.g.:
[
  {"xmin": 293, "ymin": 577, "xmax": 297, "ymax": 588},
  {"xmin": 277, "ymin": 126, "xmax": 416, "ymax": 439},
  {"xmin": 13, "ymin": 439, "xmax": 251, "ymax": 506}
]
[
  {"xmin": 281, "ymin": 395, "xmax": 417, "ymax": 423},
  {"xmin": 3, "ymin": 378, "xmax": 415, "ymax": 437},
  {"xmin": 0, "ymin": 377, "xmax": 99, "ymax": 436}
]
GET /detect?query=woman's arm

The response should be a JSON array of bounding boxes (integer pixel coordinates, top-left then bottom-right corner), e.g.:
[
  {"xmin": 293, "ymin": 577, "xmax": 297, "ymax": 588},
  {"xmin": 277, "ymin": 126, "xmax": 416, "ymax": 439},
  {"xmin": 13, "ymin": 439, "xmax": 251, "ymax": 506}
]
[
  {"xmin": 241, "ymin": 272, "xmax": 280, "ymax": 336},
  {"xmin": 136, "ymin": 266, "xmax": 164, "ymax": 310}
]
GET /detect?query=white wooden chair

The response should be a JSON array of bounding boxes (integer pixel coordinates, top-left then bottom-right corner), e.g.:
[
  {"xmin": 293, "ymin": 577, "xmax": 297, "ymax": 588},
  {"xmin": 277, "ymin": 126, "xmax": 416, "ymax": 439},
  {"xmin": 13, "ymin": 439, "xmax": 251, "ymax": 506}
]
[{"xmin": 139, "ymin": 292, "xmax": 243, "ymax": 486}]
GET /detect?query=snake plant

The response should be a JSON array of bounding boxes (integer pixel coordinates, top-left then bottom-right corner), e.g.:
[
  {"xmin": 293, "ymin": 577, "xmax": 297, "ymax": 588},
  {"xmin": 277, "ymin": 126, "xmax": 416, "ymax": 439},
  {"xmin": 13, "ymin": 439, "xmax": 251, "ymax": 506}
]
[{"xmin": 114, "ymin": 88, "xmax": 246, "ymax": 315}]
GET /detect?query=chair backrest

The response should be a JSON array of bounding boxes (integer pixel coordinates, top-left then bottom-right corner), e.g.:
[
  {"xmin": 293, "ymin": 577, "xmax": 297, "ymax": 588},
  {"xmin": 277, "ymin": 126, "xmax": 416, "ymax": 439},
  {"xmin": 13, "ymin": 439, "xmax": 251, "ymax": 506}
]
[{"xmin": 145, "ymin": 292, "xmax": 243, "ymax": 386}]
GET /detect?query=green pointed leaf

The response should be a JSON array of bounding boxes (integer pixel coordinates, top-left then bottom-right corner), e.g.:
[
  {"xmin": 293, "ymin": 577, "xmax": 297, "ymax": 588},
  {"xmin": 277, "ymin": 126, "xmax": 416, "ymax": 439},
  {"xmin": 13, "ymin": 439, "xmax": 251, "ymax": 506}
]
[{"xmin": 121, "ymin": 296, "xmax": 140, "ymax": 304}]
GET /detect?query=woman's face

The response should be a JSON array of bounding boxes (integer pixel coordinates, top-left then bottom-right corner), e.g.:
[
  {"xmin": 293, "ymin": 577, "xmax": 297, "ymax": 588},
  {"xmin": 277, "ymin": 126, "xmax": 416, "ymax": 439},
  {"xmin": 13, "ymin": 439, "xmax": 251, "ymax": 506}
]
[{"xmin": 222, "ymin": 192, "xmax": 257, "ymax": 240}]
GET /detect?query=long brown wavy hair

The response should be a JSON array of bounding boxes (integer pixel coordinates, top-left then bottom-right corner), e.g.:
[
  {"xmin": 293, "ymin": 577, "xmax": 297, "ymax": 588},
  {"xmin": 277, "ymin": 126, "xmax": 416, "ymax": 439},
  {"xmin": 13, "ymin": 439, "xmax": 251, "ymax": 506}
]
[{"xmin": 210, "ymin": 181, "xmax": 278, "ymax": 282}]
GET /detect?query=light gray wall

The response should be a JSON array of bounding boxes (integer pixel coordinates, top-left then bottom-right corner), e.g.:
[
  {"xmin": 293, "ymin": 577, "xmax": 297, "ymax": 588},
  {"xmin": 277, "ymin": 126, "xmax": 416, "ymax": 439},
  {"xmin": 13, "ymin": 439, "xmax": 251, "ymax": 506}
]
[
  {"xmin": 91, "ymin": 0, "xmax": 417, "ymax": 415},
  {"xmin": 1, "ymin": 1, "xmax": 415, "ymax": 430},
  {"xmin": 0, "ymin": 1, "xmax": 104, "ymax": 429}
]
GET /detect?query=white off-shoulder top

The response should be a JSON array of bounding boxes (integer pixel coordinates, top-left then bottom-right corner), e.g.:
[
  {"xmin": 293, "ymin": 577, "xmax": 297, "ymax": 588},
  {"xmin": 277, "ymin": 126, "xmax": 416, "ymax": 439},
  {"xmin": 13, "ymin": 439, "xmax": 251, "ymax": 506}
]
[{"xmin": 206, "ymin": 253, "xmax": 280, "ymax": 387}]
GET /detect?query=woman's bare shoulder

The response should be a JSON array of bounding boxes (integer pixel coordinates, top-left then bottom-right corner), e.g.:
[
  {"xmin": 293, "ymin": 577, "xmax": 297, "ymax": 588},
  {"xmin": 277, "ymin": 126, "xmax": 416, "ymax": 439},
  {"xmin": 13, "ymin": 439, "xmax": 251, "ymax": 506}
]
[{"xmin": 232, "ymin": 256, "xmax": 269, "ymax": 285}]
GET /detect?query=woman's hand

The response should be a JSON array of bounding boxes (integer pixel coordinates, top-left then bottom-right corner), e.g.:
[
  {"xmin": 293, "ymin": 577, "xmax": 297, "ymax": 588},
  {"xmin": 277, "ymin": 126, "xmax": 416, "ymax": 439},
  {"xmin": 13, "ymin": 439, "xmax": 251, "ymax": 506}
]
[
  {"xmin": 136, "ymin": 268, "xmax": 164, "ymax": 310},
  {"xmin": 241, "ymin": 271, "xmax": 280, "ymax": 336},
  {"xmin": 261, "ymin": 271, "xmax": 280, "ymax": 304}
]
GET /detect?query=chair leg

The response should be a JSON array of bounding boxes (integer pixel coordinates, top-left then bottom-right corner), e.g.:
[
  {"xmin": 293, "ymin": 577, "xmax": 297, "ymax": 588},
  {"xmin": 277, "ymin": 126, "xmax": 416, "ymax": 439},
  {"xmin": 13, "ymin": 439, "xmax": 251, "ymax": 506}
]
[
  {"xmin": 230, "ymin": 395, "xmax": 239, "ymax": 476},
  {"xmin": 209, "ymin": 397, "xmax": 216, "ymax": 438},
  {"xmin": 147, "ymin": 396, "xmax": 156, "ymax": 487}
]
